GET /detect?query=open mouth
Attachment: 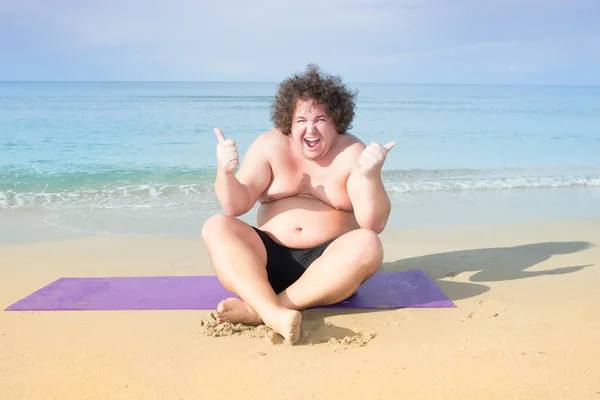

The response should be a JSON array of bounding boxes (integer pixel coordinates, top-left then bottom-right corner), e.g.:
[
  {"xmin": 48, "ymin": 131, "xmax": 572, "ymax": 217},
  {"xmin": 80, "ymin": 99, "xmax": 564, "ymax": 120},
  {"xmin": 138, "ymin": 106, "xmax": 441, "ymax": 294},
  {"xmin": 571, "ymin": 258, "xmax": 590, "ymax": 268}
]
[{"xmin": 304, "ymin": 137, "xmax": 320, "ymax": 149}]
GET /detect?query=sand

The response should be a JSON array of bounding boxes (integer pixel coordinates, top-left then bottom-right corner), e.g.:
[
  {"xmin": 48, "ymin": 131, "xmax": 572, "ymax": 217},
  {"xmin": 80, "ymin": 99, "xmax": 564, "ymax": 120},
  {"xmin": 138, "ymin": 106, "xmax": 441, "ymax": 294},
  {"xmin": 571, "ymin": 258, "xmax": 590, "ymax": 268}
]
[{"xmin": 1, "ymin": 218, "xmax": 599, "ymax": 399}]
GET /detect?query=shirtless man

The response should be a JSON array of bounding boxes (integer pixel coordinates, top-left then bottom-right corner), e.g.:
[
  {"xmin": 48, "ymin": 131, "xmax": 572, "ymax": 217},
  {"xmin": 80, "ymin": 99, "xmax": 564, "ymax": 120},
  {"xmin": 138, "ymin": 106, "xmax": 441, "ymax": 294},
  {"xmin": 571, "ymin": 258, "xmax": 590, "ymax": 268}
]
[{"xmin": 202, "ymin": 65, "xmax": 395, "ymax": 344}]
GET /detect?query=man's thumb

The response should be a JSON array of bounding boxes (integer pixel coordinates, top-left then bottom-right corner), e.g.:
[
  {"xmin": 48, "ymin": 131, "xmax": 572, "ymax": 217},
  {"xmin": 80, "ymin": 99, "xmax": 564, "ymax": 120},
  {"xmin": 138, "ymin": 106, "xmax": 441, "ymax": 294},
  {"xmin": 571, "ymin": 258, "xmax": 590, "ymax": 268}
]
[
  {"xmin": 383, "ymin": 142, "xmax": 397, "ymax": 152},
  {"xmin": 214, "ymin": 128, "xmax": 226, "ymax": 143}
]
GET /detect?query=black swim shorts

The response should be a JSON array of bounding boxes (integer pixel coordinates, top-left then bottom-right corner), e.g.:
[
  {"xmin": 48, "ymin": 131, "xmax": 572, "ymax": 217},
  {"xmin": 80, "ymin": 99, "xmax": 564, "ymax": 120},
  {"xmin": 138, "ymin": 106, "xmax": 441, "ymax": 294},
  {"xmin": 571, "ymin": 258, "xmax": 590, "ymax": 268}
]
[{"xmin": 252, "ymin": 227, "xmax": 334, "ymax": 294}]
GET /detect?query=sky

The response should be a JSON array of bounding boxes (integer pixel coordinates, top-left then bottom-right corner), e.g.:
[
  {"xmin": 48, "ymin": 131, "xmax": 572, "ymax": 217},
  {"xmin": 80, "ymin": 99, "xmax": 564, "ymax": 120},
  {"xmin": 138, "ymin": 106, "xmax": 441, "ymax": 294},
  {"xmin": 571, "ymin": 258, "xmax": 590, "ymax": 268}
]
[{"xmin": 0, "ymin": 0, "xmax": 599, "ymax": 84}]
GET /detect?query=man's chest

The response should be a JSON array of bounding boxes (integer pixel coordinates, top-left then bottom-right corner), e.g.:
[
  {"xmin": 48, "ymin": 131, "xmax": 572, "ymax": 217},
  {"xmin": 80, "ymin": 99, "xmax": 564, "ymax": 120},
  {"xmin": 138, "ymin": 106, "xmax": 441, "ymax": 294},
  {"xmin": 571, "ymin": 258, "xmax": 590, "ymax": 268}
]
[{"xmin": 263, "ymin": 164, "xmax": 353, "ymax": 211}]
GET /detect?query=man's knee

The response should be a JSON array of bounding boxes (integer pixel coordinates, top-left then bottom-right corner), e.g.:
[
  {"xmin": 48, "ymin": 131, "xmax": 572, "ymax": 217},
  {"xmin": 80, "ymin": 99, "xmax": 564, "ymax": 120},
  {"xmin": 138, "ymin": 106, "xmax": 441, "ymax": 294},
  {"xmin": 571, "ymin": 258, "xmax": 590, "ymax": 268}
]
[
  {"xmin": 348, "ymin": 229, "xmax": 384, "ymax": 273},
  {"xmin": 201, "ymin": 214, "xmax": 236, "ymax": 243}
]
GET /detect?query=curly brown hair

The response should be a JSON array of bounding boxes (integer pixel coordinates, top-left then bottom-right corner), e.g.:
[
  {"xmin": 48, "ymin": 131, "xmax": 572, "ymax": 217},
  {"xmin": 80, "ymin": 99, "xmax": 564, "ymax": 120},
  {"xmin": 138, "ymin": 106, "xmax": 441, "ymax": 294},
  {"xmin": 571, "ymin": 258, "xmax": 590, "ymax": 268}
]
[{"xmin": 270, "ymin": 64, "xmax": 357, "ymax": 136}]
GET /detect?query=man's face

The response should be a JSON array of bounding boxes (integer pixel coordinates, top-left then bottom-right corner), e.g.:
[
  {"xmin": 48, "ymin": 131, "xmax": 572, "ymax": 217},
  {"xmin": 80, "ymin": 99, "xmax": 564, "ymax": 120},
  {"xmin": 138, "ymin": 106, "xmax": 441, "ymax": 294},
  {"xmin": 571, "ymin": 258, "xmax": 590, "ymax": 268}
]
[{"xmin": 290, "ymin": 98, "xmax": 338, "ymax": 161}]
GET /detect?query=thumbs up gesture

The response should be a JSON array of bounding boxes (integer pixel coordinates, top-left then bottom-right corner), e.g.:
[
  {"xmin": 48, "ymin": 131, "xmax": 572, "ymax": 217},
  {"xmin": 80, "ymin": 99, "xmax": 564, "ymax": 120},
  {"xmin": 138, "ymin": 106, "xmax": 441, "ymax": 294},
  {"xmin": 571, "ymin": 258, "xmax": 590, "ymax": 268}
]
[
  {"xmin": 358, "ymin": 141, "xmax": 396, "ymax": 176},
  {"xmin": 214, "ymin": 128, "xmax": 239, "ymax": 174}
]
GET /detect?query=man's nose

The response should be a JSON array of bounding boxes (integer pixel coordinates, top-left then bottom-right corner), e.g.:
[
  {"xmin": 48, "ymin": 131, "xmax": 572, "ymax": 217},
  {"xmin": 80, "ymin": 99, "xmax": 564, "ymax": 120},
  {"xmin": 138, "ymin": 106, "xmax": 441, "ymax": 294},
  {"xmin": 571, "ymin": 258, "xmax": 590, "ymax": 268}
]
[{"xmin": 306, "ymin": 122, "xmax": 316, "ymax": 134}]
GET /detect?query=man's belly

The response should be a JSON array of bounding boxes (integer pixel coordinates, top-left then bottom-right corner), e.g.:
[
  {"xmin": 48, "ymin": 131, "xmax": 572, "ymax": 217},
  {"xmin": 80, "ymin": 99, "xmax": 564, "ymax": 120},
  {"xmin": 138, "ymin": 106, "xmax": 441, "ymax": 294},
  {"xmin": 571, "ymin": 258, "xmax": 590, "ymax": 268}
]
[{"xmin": 256, "ymin": 195, "xmax": 359, "ymax": 249}]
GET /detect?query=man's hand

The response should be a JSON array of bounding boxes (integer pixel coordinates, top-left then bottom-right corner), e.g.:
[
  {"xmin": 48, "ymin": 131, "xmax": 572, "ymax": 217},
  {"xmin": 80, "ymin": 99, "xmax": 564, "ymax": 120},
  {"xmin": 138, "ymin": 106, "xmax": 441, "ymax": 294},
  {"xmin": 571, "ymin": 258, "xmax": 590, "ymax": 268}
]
[
  {"xmin": 357, "ymin": 141, "xmax": 396, "ymax": 176},
  {"xmin": 214, "ymin": 128, "xmax": 239, "ymax": 174}
]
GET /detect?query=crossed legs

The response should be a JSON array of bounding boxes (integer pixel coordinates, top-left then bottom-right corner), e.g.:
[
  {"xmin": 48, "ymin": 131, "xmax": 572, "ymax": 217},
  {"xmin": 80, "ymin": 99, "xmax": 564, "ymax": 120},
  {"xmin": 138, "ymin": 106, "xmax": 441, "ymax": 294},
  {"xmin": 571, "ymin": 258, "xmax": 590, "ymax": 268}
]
[{"xmin": 201, "ymin": 214, "xmax": 383, "ymax": 344}]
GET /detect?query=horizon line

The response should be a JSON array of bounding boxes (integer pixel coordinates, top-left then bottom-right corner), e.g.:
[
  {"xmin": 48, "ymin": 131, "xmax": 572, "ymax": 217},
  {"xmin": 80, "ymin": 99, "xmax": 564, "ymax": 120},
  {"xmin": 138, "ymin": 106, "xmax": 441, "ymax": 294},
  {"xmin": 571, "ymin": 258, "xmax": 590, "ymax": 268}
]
[{"xmin": 0, "ymin": 80, "xmax": 599, "ymax": 88}]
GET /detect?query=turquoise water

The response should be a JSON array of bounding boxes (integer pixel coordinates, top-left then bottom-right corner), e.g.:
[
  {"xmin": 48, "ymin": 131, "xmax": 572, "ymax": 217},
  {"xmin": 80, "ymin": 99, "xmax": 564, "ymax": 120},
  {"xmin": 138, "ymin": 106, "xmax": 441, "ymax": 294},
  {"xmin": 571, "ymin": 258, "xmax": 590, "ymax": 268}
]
[{"xmin": 1, "ymin": 82, "xmax": 600, "ymax": 242}]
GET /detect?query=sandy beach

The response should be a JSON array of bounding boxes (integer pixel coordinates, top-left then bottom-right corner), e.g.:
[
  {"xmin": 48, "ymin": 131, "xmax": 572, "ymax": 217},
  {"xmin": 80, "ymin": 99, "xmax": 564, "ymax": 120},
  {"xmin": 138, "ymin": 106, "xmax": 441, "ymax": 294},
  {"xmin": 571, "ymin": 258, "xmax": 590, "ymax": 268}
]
[{"xmin": 1, "ymin": 218, "xmax": 599, "ymax": 399}]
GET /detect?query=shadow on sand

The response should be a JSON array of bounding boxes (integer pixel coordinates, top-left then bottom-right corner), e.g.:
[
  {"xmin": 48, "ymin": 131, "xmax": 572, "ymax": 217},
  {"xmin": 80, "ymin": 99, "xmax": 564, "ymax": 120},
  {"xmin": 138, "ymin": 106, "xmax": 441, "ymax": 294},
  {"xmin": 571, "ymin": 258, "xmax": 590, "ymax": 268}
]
[
  {"xmin": 381, "ymin": 241, "xmax": 595, "ymax": 302},
  {"xmin": 306, "ymin": 241, "xmax": 594, "ymax": 318},
  {"xmin": 300, "ymin": 241, "xmax": 594, "ymax": 345}
]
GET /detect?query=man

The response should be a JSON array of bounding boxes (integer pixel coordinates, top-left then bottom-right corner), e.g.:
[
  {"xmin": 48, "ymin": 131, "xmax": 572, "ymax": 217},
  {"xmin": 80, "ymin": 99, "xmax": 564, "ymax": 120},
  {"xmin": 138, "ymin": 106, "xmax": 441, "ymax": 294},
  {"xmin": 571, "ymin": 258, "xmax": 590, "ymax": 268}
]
[{"xmin": 202, "ymin": 65, "xmax": 395, "ymax": 344}]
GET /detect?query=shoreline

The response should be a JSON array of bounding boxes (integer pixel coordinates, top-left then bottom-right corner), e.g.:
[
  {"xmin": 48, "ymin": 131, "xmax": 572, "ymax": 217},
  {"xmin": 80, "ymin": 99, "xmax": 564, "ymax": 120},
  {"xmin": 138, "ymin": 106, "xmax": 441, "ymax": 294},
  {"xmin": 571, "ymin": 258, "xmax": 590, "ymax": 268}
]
[
  {"xmin": 1, "ymin": 185, "xmax": 600, "ymax": 244},
  {"xmin": 1, "ymin": 218, "xmax": 599, "ymax": 399}
]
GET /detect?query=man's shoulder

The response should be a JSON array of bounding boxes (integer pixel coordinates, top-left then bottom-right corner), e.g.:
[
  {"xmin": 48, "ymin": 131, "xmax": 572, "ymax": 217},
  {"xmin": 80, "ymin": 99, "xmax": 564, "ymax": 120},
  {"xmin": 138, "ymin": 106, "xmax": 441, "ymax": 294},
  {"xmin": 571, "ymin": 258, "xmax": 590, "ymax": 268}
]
[
  {"xmin": 258, "ymin": 128, "xmax": 284, "ymax": 139},
  {"xmin": 337, "ymin": 133, "xmax": 366, "ymax": 158},
  {"xmin": 252, "ymin": 129, "xmax": 287, "ymax": 147},
  {"xmin": 247, "ymin": 129, "xmax": 286, "ymax": 153},
  {"xmin": 343, "ymin": 133, "xmax": 366, "ymax": 147}
]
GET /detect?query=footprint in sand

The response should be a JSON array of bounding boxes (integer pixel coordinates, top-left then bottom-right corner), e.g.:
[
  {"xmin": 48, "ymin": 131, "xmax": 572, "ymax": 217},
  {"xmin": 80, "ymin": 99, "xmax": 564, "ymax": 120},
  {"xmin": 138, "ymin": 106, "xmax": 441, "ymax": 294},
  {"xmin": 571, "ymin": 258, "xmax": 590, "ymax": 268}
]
[
  {"xmin": 299, "ymin": 321, "xmax": 376, "ymax": 348},
  {"xmin": 384, "ymin": 310, "xmax": 412, "ymax": 326},
  {"xmin": 466, "ymin": 300, "xmax": 506, "ymax": 320}
]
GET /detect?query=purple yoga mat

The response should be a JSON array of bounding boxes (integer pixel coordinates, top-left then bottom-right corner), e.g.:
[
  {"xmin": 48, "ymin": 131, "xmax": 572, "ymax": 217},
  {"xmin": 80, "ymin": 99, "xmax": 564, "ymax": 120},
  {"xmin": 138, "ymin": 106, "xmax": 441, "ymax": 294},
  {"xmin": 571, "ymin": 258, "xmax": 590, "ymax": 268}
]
[{"xmin": 5, "ymin": 269, "xmax": 454, "ymax": 311}]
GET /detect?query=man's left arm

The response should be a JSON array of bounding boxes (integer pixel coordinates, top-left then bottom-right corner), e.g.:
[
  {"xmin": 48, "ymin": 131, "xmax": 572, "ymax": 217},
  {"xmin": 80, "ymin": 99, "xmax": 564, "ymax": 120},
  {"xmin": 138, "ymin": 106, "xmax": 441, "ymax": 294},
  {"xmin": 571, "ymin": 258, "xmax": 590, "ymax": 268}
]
[{"xmin": 346, "ymin": 141, "xmax": 396, "ymax": 234}]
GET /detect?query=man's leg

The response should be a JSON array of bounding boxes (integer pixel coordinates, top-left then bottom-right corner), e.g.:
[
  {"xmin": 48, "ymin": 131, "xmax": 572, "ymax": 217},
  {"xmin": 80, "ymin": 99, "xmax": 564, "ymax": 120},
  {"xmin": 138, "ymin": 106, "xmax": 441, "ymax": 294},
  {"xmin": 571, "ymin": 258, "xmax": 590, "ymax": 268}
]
[
  {"xmin": 216, "ymin": 228, "xmax": 383, "ymax": 320},
  {"xmin": 201, "ymin": 214, "xmax": 302, "ymax": 344},
  {"xmin": 278, "ymin": 228, "xmax": 383, "ymax": 310}
]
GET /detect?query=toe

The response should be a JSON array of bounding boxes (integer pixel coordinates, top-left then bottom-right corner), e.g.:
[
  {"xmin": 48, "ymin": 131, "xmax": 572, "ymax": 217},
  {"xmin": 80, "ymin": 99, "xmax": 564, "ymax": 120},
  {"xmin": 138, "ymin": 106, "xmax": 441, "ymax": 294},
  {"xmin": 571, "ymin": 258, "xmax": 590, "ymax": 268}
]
[
  {"xmin": 215, "ymin": 300, "xmax": 231, "ymax": 323},
  {"xmin": 217, "ymin": 299, "xmax": 230, "ymax": 314}
]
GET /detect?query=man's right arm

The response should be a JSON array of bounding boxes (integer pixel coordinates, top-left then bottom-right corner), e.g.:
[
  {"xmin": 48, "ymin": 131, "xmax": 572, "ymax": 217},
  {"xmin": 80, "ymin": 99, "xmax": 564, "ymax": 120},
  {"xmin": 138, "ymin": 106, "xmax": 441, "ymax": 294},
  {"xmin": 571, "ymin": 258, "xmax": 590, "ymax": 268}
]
[{"xmin": 214, "ymin": 130, "xmax": 272, "ymax": 216}]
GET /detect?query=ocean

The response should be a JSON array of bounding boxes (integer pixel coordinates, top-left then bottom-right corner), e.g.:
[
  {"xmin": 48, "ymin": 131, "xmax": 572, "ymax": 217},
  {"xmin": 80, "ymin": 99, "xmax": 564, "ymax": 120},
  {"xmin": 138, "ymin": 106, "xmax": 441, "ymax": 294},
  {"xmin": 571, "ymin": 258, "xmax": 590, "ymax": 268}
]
[{"xmin": 1, "ymin": 82, "xmax": 599, "ymax": 243}]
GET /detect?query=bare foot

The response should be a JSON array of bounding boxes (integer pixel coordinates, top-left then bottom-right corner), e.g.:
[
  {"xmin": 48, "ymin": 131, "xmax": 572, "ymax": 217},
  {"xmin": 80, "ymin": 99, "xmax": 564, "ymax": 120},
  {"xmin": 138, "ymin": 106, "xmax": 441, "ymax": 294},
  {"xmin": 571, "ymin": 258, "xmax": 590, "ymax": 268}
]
[
  {"xmin": 262, "ymin": 308, "xmax": 303, "ymax": 345},
  {"xmin": 216, "ymin": 298, "xmax": 262, "ymax": 325}
]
